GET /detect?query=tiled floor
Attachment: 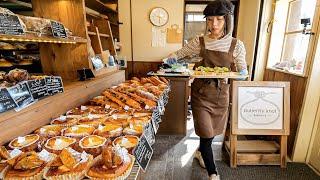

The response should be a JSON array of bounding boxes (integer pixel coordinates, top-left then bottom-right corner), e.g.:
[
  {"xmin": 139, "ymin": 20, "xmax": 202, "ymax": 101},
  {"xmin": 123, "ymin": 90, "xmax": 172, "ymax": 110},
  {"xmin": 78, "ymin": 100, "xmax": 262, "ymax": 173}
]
[{"xmin": 139, "ymin": 116, "xmax": 320, "ymax": 180}]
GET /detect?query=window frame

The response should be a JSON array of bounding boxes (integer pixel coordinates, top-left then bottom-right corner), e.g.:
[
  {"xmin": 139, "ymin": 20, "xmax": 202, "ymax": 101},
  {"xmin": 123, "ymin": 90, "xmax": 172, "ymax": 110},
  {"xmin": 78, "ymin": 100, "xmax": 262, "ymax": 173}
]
[{"xmin": 266, "ymin": 0, "xmax": 320, "ymax": 77}]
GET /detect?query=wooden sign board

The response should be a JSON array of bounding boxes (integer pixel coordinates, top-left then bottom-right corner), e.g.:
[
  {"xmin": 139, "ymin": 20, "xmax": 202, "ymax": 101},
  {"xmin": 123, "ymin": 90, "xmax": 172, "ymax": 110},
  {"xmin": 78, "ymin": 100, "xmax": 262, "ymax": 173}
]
[
  {"xmin": 232, "ymin": 81, "xmax": 290, "ymax": 135},
  {"xmin": 50, "ymin": 20, "xmax": 67, "ymax": 38}
]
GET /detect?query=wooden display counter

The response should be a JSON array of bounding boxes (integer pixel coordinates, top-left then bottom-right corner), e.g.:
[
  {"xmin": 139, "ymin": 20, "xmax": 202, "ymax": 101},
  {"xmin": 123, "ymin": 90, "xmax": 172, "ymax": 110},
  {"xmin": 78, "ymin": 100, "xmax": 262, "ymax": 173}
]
[
  {"xmin": 0, "ymin": 70, "xmax": 125, "ymax": 145},
  {"xmin": 153, "ymin": 75, "xmax": 189, "ymax": 136}
]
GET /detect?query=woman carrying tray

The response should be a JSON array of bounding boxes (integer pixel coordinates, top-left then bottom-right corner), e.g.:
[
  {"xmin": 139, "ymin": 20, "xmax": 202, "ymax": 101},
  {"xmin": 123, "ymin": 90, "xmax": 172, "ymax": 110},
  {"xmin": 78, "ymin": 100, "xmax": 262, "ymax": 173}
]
[{"xmin": 167, "ymin": 0, "xmax": 248, "ymax": 179}]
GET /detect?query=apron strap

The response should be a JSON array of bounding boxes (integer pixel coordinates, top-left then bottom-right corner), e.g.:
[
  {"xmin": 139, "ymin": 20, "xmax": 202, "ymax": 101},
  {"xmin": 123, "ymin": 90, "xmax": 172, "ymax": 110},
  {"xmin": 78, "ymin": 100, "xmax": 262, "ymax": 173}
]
[
  {"xmin": 228, "ymin": 38, "xmax": 237, "ymax": 55},
  {"xmin": 229, "ymin": 38, "xmax": 237, "ymax": 71}
]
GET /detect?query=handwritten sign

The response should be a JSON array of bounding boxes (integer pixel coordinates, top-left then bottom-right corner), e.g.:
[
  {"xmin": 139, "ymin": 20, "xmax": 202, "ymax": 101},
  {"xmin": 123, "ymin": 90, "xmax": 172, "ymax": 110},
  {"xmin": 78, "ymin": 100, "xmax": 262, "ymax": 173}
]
[
  {"xmin": 133, "ymin": 134, "xmax": 153, "ymax": 172},
  {"xmin": 50, "ymin": 21, "xmax": 67, "ymax": 38},
  {"xmin": 27, "ymin": 79, "xmax": 48, "ymax": 99},
  {"xmin": 0, "ymin": 88, "xmax": 17, "ymax": 113},
  {"xmin": 144, "ymin": 122, "xmax": 155, "ymax": 145},
  {"xmin": 0, "ymin": 13, "xmax": 24, "ymax": 35},
  {"xmin": 8, "ymin": 82, "xmax": 34, "ymax": 110},
  {"xmin": 238, "ymin": 87, "xmax": 283, "ymax": 130},
  {"xmin": 45, "ymin": 76, "xmax": 64, "ymax": 95}
]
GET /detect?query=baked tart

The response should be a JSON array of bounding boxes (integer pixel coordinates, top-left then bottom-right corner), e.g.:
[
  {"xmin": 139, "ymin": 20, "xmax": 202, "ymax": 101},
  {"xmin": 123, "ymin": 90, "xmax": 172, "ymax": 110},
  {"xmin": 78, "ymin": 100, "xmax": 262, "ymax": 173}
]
[
  {"xmin": 44, "ymin": 136, "xmax": 76, "ymax": 155},
  {"xmin": 129, "ymin": 116, "xmax": 152, "ymax": 125},
  {"xmin": 112, "ymin": 135, "xmax": 139, "ymax": 154},
  {"xmin": 93, "ymin": 124, "xmax": 123, "ymax": 139},
  {"xmin": 9, "ymin": 134, "xmax": 40, "ymax": 152},
  {"xmin": 5, "ymin": 150, "xmax": 55, "ymax": 180},
  {"xmin": 50, "ymin": 116, "xmax": 78, "ymax": 127},
  {"xmin": 104, "ymin": 116, "xmax": 130, "ymax": 128},
  {"xmin": 89, "ymin": 96, "xmax": 106, "ymax": 106},
  {"xmin": 79, "ymin": 135, "xmax": 108, "ymax": 157},
  {"xmin": 44, "ymin": 147, "xmax": 93, "ymax": 180},
  {"xmin": 0, "ymin": 146, "xmax": 12, "ymax": 179},
  {"xmin": 77, "ymin": 115, "xmax": 104, "ymax": 128},
  {"xmin": 86, "ymin": 146, "xmax": 134, "ymax": 180},
  {"xmin": 62, "ymin": 125, "xmax": 95, "ymax": 138},
  {"xmin": 34, "ymin": 125, "xmax": 64, "ymax": 138},
  {"xmin": 123, "ymin": 123, "xmax": 144, "ymax": 136},
  {"xmin": 86, "ymin": 106, "xmax": 110, "ymax": 117}
]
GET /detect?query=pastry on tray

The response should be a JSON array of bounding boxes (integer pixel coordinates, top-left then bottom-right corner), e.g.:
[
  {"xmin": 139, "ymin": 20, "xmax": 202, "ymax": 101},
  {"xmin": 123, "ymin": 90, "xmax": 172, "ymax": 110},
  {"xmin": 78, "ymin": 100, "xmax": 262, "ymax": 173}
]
[
  {"xmin": 44, "ymin": 136, "xmax": 76, "ymax": 155},
  {"xmin": 34, "ymin": 125, "xmax": 64, "ymax": 139},
  {"xmin": 123, "ymin": 123, "xmax": 144, "ymax": 136},
  {"xmin": 79, "ymin": 135, "xmax": 109, "ymax": 157},
  {"xmin": 77, "ymin": 115, "xmax": 104, "ymax": 128},
  {"xmin": 93, "ymin": 124, "xmax": 123, "ymax": 139},
  {"xmin": 4, "ymin": 150, "xmax": 55, "ymax": 180},
  {"xmin": 66, "ymin": 106, "xmax": 91, "ymax": 117},
  {"xmin": 86, "ymin": 146, "xmax": 134, "ymax": 180},
  {"xmin": 8, "ymin": 134, "xmax": 40, "ymax": 152},
  {"xmin": 112, "ymin": 135, "xmax": 139, "ymax": 154},
  {"xmin": 89, "ymin": 96, "xmax": 107, "ymax": 106},
  {"xmin": 50, "ymin": 116, "xmax": 78, "ymax": 127},
  {"xmin": 44, "ymin": 147, "xmax": 93, "ymax": 180},
  {"xmin": 61, "ymin": 125, "xmax": 95, "ymax": 139}
]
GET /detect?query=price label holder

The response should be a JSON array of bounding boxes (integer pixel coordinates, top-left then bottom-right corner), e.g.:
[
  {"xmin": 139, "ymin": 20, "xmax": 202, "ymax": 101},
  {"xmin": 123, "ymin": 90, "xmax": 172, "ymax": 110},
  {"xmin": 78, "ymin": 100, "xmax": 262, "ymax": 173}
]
[
  {"xmin": 0, "ymin": 88, "xmax": 17, "ymax": 113},
  {"xmin": 45, "ymin": 76, "xmax": 64, "ymax": 95},
  {"xmin": 144, "ymin": 122, "xmax": 156, "ymax": 146},
  {"xmin": 0, "ymin": 13, "xmax": 24, "ymax": 35},
  {"xmin": 151, "ymin": 115, "xmax": 159, "ymax": 134},
  {"xmin": 133, "ymin": 134, "xmax": 153, "ymax": 172},
  {"xmin": 8, "ymin": 82, "xmax": 34, "ymax": 111},
  {"xmin": 50, "ymin": 20, "xmax": 67, "ymax": 38},
  {"xmin": 27, "ymin": 79, "xmax": 48, "ymax": 99}
]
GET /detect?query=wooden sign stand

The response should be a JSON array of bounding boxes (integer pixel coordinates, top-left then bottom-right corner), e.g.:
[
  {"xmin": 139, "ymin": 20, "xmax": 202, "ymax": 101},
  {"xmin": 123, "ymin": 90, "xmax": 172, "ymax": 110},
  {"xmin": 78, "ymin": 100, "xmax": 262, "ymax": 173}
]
[{"xmin": 225, "ymin": 81, "xmax": 290, "ymax": 168}]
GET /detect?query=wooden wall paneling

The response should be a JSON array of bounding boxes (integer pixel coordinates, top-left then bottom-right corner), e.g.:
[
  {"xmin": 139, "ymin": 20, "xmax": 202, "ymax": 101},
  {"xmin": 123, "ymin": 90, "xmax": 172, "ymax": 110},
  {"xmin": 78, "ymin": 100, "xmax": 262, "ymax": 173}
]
[
  {"xmin": 263, "ymin": 69, "xmax": 308, "ymax": 156},
  {"xmin": 93, "ymin": 19, "xmax": 116, "ymax": 55},
  {"xmin": 126, "ymin": 61, "xmax": 162, "ymax": 79},
  {"xmin": 0, "ymin": 70, "xmax": 125, "ymax": 145}
]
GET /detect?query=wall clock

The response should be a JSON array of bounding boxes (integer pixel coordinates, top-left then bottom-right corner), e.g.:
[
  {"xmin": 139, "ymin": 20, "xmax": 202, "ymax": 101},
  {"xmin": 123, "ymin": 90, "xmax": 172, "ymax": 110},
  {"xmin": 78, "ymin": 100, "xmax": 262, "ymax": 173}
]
[{"xmin": 149, "ymin": 7, "xmax": 169, "ymax": 27}]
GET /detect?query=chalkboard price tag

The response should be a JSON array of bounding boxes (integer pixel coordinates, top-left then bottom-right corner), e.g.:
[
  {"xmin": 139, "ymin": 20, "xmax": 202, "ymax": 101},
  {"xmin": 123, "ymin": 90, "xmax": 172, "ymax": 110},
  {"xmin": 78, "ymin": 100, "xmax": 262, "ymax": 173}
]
[
  {"xmin": 151, "ymin": 116, "xmax": 159, "ymax": 134},
  {"xmin": 50, "ymin": 21, "xmax": 67, "ymax": 38},
  {"xmin": 133, "ymin": 134, "xmax": 153, "ymax": 172},
  {"xmin": 45, "ymin": 76, "xmax": 64, "ymax": 95},
  {"xmin": 0, "ymin": 13, "xmax": 24, "ymax": 35},
  {"xmin": 144, "ymin": 122, "xmax": 155, "ymax": 146},
  {"xmin": 0, "ymin": 88, "xmax": 17, "ymax": 113},
  {"xmin": 27, "ymin": 79, "xmax": 48, "ymax": 99},
  {"xmin": 8, "ymin": 82, "xmax": 34, "ymax": 110}
]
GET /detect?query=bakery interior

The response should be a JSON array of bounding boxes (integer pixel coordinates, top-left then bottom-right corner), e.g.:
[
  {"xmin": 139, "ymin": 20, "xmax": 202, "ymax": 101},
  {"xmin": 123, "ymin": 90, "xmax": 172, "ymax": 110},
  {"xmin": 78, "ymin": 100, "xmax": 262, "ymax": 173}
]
[{"xmin": 0, "ymin": 0, "xmax": 319, "ymax": 179}]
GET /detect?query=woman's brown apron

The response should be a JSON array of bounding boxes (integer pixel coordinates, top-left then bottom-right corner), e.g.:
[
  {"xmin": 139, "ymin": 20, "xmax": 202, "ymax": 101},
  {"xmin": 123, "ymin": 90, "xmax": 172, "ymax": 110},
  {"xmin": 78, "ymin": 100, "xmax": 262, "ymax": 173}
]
[{"xmin": 191, "ymin": 37, "xmax": 237, "ymax": 138}]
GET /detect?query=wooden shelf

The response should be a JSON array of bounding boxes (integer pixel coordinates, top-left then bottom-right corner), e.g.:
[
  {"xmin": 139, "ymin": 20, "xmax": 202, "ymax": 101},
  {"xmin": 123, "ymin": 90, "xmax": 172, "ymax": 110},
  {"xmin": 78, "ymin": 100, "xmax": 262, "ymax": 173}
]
[
  {"xmin": 88, "ymin": 31, "xmax": 110, "ymax": 38},
  {"xmin": 85, "ymin": 0, "xmax": 117, "ymax": 15},
  {"xmin": 0, "ymin": 70, "xmax": 125, "ymax": 145},
  {"xmin": 0, "ymin": 34, "xmax": 87, "ymax": 44},
  {"xmin": 86, "ymin": 7, "xmax": 109, "ymax": 20}
]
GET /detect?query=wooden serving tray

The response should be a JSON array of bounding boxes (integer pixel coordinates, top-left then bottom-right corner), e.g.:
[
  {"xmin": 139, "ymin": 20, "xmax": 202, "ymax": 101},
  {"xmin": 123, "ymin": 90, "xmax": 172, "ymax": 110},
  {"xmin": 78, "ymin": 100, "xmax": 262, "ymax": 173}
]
[{"xmin": 191, "ymin": 71, "xmax": 249, "ymax": 79}]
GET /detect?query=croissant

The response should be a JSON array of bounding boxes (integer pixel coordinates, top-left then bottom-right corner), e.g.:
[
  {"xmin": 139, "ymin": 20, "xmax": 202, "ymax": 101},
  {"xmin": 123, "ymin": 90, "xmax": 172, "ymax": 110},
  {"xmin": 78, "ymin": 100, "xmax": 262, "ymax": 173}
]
[
  {"xmin": 149, "ymin": 76, "xmax": 165, "ymax": 86},
  {"xmin": 118, "ymin": 89, "xmax": 157, "ymax": 108},
  {"xmin": 159, "ymin": 77, "xmax": 169, "ymax": 84},
  {"xmin": 135, "ymin": 89, "xmax": 158, "ymax": 101}
]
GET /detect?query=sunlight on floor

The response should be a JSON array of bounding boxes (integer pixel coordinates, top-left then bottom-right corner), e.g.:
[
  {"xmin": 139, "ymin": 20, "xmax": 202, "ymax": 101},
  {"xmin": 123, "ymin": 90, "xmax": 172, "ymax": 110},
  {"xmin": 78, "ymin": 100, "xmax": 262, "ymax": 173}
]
[{"xmin": 180, "ymin": 139, "xmax": 199, "ymax": 167}]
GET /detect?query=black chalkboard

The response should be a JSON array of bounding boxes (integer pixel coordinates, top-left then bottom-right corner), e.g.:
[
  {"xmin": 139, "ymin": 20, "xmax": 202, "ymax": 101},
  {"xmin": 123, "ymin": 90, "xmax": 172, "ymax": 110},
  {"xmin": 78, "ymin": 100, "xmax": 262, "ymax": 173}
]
[
  {"xmin": 0, "ymin": 13, "xmax": 24, "ymax": 35},
  {"xmin": 0, "ymin": 88, "xmax": 17, "ymax": 113},
  {"xmin": 45, "ymin": 76, "xmax": 64, "ymax": 95},
  {"xmin": 8, "ymin": 82, "xmax": 34, "ymax": 110},
  {"xmin": 144, "ymin": 122, "xmax": 155, "ymax": 146},
  {"xmin": 133, "ymin": 134, "xmax": 153, "ymax": 172},
  {"xmin": 27, "ymin": 79, "xmax": 48, "ymax": 99},
  {"xmin": 50, "ymin": 21, "xmax": 67, "ymax": 38}
]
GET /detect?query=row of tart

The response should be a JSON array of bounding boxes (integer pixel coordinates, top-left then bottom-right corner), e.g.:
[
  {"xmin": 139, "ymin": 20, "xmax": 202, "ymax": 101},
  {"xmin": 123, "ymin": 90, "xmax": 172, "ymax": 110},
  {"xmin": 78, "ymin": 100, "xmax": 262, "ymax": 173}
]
[{"xmin": 0, "ymin": 76, "xmax": 169, "ymax": 179}]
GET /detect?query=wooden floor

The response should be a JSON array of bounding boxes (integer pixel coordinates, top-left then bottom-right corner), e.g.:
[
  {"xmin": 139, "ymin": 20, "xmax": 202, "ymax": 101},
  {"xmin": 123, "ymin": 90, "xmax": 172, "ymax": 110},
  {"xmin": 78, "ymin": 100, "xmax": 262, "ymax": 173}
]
[{"xmin": 140, "ymin": 115, "xmax": 320, "ymax": 180}]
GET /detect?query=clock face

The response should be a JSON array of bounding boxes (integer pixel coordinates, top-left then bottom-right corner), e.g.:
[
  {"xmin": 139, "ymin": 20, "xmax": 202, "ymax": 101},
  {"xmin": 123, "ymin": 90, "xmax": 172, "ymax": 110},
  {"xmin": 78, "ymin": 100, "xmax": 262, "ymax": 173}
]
[{"xmin": 149, "ymin": 7, "xmax": 169, "ymax": 27}]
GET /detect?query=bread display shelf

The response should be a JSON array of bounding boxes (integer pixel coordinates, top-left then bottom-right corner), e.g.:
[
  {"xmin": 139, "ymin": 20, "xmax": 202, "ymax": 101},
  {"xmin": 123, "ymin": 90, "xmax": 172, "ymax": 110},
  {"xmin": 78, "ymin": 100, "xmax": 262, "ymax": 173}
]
[
  {"xmin": 191, "ymin": 71, "xmax": 249, "ymax": 79},
  {"xmin": 85, "ymin": 0, "xmax": 118, "ymax": 14},
  {"xmin": 0, "ymin": 34, "xmax": 87, "ymax": 44},
  {"xmin": 88, "ymin": 31, "xmax": 110, "ymax": 38},
  {"xmin": 0, "ymin": 70, "xmax": 125, "ymax": 145}
]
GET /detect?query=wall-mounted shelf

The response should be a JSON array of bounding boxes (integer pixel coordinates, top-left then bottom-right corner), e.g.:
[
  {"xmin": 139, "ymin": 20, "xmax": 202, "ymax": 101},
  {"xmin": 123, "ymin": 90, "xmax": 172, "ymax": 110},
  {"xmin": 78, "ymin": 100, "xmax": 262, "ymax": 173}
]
[
  {"xmin": 88, "ymin": 31, "xmax": 110, "ymax": 38},
  {"xmin": 85, "ymin": 0, "xmax": 117, "ymax": 14},
  {"xmin": 0, "ymin": 34, "xmax": 87, "ymax": 44}
]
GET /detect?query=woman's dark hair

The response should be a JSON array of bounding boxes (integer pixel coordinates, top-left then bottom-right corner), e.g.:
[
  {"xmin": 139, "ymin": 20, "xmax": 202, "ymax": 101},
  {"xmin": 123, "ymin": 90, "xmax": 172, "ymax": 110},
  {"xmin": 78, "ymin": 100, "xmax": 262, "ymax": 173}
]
[{"xmin": 203, "ymin": 0, "xmax": 234, "ymax": 17}]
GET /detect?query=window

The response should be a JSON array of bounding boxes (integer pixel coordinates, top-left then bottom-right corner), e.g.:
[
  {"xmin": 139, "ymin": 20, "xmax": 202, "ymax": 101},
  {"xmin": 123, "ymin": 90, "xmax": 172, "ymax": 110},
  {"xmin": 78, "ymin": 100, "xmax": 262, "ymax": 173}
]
[
  {"xmin": 186, "ymin": 13, "xmax": 206, "ymax": 22},
  {"xmin": 266, "ymin": 0, "xmax": 318, "ymax": 76}
]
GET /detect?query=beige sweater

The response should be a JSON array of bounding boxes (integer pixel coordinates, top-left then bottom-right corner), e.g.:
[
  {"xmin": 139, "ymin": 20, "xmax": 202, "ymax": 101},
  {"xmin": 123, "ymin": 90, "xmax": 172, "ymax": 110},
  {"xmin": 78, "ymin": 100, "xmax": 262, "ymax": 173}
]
[{"xmin": 173, "ymin": 35, "xmax": 247, "ymax": 71}]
